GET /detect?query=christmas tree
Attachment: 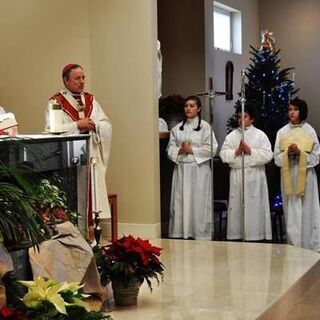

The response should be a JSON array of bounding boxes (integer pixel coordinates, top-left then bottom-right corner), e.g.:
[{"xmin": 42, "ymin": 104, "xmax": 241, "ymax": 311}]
[{"xmin": 227, "ymin": 30, "xmax": 298, "ymax": 145}]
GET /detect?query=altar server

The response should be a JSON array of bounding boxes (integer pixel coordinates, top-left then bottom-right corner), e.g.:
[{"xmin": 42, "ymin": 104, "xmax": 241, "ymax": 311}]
[
  {"xmin": 274, "ymin": 98, "xmax": 320, "ymax": 251},
  {"xmin": 220, "ymin": 104, "xmax": 273, "ymax": 241},
  {"xmin": 167, "ymin": 95, "xmax": 218, "ymax": 240},
  {"xmin": 45, "ymin": 64, "xmax": 112, "ymax": 236}
]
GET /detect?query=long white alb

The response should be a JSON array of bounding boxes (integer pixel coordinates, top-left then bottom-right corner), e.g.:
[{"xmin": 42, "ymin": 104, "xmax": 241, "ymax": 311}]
[
  {"xmin": 220, "ymin": 125, "xmax": 273, "ymax": 240},
  {"xmin": 167, "ymin": 117, "xmax": 218, "ymax": 240}
]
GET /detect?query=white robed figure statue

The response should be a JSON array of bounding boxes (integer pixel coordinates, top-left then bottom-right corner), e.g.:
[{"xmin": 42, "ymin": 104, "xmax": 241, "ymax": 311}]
[{"xmin": 45, "ymin": 64, "xmax": 112, "ymax": 233}]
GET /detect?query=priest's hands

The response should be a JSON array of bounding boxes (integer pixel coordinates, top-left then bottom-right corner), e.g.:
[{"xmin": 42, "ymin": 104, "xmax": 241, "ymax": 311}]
[
  {"xmin": 77, "ymin": 118, "xmax": 96, "ymax": 132},
  {"xmin": 288, "ymin": 143, "xmax": 300, "ymax": 158},
  {"xmin": 179, "ymin": 141, "xmax": 193, "ymax": 155},
  {"xmin": 235, "ymin": 140, "xmax": 251, "ymax": 156}
]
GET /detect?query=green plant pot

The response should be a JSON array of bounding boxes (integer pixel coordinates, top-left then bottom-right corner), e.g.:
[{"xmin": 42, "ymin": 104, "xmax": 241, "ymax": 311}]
[
  {"xmin": 111, "ymin": 278, "xmax": 143, "ymax": 307},
  {"xmin": 7, "ymin": 246, "xmax": 32, "ymax": 281}
]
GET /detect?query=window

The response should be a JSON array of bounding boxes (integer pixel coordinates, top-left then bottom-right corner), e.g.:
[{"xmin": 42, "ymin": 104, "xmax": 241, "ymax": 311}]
[
  {"xmin": 213, "ymin": 2, "xmax": 242, "ymax": 54},
  {"xmin": 214, "ymin": 8, "xmax": 231, "ymax": 51}
]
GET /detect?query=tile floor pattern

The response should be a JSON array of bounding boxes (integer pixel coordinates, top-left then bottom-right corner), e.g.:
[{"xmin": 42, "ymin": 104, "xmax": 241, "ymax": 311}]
[{"xmin": 101, "ymin": 239, "xmax": 320, "ymax": 320}]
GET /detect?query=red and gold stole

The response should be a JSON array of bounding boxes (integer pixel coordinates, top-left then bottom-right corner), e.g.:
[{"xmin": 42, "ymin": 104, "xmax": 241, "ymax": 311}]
[{"xmin": 51, "ymin": 90, "xmax": 94, "ymax": 121}]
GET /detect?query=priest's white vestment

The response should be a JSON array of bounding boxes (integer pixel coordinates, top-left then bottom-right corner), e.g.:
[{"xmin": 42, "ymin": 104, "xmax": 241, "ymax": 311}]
[
  {"xmin": 167, "ymin": 117, "xmax": 218, "ymax": 240},
  {"xmin": 220, "ymin": 125, "xmax": 273, "ymax": 241},
  {"xmin": 45, "ymin": 89, "xmax": 112, "ymax": 221},
  {"xmin": 274, "ymin": 122, "xmax": 320, "ymax": 251}
]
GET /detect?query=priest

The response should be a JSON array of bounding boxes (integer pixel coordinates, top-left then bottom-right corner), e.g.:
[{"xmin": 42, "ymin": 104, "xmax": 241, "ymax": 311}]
[{"xmin": 44, "ymin": 64, "xmax": 112, "ymax": 240}]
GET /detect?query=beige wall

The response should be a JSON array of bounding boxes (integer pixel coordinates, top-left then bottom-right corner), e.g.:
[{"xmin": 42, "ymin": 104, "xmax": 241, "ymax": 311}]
[
  {"xmin": 0, "ymin": 0, "xmax": 91, "ymax": 133},
  {"xmin": 88, "ymin": 0, "xmax": 160, "ymax": 236},
  {"xmin": 259, "ymin": 0, "xmax": 320, "ymax": 134},
  {"xmin": 0, "ymin": 0, "xmax": 160, "ymax": 238},
  {"xmin": 158, "ymin": 0, "xmax": 206, "ymax": 97}
]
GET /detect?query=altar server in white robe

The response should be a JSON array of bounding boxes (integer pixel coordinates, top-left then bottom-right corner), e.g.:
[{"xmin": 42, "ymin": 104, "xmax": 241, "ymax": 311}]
[
  {"xmin": 220, "ymin": 104, "xmax": 273, "ymax": 241},
  {"xmin": 274, "ymin": 98, "xmax": 320, "ymax": 251},
  {"xmin": 167, "ymin": 95, "xmax": 218, "ymax": 240},
  {"xmin": 45, "ymin": 64, "xmax": 112, "ymax": 238}
]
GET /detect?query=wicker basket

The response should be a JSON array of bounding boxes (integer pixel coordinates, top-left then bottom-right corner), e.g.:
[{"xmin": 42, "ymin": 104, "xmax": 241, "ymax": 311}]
[{"xmin": 111, "ymin": 278, "xmax": 143, "ymax": 306}]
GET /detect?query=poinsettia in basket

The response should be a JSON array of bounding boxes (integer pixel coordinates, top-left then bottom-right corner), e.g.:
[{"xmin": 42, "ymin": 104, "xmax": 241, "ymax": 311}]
[{"xmin": 94, "ymin": 235, "xmax": 164, "ymax": 306}]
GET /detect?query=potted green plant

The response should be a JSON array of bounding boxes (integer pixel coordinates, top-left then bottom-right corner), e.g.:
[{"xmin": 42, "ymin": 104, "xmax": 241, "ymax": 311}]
[
  {"xmin": 0, "ymin": 156, "xmax": 77, "ymax": 295},
  {"xmin": 0, "ymin": 140, "xmax": 77, "ymax": 249},
  {"xmin": 0, "ymin": 162, "xmax": 44, "ymax": 249},
  {"xmin": 0, "ymin": 158, "xmax": 46, "ymax": 302},
  {"xmin": 94, "ymin": 235, "xmax": 164, "ymax": 306},
  {"xmin": 35, "ymin": 179, "xmax": 78, "ymax": 236}
]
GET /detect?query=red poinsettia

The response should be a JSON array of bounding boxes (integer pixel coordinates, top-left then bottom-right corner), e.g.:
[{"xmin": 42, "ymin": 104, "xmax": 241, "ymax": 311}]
[
  {"xmin": 97, "ymin": 235, "xmax": 164, "ymax": 290},
  {"xmin": 0, "ymin": 306, "xmax": 28, "ymax": 320},
  {"xmin": 53, "ymin": 208, "xmax": 68, "ymax": 220}
]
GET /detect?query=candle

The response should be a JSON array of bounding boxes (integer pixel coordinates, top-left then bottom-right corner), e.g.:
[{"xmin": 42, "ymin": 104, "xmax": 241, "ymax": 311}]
[{"xmin": 292, "ymin": 72, "xmax": 295, "ymax": 83}]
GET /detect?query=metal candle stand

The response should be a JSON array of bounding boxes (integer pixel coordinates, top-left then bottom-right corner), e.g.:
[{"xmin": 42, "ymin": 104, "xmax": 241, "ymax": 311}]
[
  {"xmin": 90, "ymin": 157, "xmax": 102, "ymax": 246},
  {"xmin": 197, "ymin": 77, "xmax": 226, "ymax": 237},
  {"xmin": 94, "ymin": 210, "xmax": 102, "ymax": 246},
  {"xmin": 240, "ymin": 70, "xmax": 246, "ymax": 240}
]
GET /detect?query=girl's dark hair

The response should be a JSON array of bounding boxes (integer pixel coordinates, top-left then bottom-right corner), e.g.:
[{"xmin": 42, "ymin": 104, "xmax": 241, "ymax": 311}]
[
  {"xmin": 289, "ymin": 97, "xmax": 308, "ymax": 121},
  {"xmin": 179, "ymin": 95, "xmax": 202, "ymax": 131},
  {"xmin": 236, "ymin": 104, "xmax": 256, "ymax": 120}
]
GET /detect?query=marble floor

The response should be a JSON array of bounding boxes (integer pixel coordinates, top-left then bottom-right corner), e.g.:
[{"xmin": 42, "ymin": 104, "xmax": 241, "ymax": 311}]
[
  {"xmin": 106, "ymin": 239, "xmax": 320, "ymax": 320},
  {"xmin": 285, "ymin": 278, "xmax": 320, "ymax": 320}
]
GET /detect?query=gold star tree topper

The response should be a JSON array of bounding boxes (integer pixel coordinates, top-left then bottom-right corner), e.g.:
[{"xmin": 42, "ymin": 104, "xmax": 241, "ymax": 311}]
[{"xmin": 261, "ymin": 29, "xmax": 275, "ymax": 51}]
